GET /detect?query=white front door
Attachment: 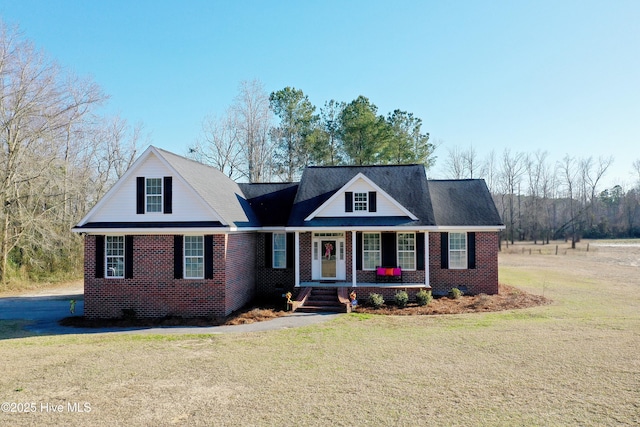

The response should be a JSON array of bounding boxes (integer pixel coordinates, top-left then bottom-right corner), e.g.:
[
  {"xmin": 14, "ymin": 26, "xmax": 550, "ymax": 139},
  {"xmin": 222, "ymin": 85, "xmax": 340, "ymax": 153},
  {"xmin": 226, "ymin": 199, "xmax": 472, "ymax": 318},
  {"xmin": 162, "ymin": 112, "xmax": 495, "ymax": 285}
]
[{"xmin": 312, "ymin": 233, "xmax": 346, "ymax": 280}]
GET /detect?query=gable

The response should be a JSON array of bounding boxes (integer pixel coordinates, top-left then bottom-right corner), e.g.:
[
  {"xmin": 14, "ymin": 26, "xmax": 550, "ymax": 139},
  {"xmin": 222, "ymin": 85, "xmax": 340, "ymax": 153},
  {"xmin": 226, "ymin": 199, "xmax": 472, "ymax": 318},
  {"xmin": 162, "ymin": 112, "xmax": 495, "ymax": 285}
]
[
  {"xmin": 305, "ymin": 174, "xmax": 417, "ymax": 220},
  {"xmin": 77, "ymin": 148, "xmax": 224, "ymax": 227}
]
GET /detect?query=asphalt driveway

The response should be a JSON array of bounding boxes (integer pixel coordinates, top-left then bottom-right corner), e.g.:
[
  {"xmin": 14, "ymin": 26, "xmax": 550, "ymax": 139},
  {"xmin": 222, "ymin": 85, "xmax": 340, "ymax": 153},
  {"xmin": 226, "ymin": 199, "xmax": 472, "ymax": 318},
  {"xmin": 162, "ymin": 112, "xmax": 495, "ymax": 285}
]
[{"xmin": 0, "ymin": 287, "xmax": 339, "ymax": 337}]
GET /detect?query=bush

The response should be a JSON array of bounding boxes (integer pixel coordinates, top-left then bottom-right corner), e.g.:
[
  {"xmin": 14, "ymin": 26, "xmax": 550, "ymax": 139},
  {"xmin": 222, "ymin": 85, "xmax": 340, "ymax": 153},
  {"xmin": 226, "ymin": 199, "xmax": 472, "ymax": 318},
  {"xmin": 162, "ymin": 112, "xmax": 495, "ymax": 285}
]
[
  {"xmin": 415, "ymin": 289, "xmax": 432, "ymax": 306},
  {"xmin": 394, "ymin": 291, "xmax": 409, "ymax": 308},
  {"xmin": 368, "ymin": 293, "xmax": 385, "ymax": 309},
  {"xmin": 449, "ymin": 287, "xmax": 463, "ymax": 299}
]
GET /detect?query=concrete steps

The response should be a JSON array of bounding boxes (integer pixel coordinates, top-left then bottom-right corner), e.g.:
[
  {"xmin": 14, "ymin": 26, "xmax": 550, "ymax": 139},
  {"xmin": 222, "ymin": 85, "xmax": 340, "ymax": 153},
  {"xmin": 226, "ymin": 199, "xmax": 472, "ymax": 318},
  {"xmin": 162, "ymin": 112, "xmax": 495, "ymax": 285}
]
[{"xmin": 296, "ymin": 288, "xmax": 349, "ymax": 313}]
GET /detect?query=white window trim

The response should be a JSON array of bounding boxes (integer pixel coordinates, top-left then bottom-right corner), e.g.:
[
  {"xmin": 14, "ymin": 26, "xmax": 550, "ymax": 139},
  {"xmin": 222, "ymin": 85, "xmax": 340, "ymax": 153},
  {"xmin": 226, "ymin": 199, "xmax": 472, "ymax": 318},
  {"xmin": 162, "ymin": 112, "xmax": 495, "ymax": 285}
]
[
  {"xmin": 362, "ymin": 232, "xmax": 381, "ymax": 271},
  {"xmin": 273, "ymin": 232, "xmax": 287, "ymax": 269},
  {"xmin": 449, "ymin": 232, "xmax": 468, "ymax": 270},
  {"xmin": 397, "ymin": 232, "xmax": 416, "ymax": 271},
  {"xmin": 105, "ymin": 235, "xmax": 125, "ymax": 278},
  {"xmin": 184, "ymin": 235, "xmax": 204, "ymax": 279},
  {"xmin": 354, "ymin": 192, "xmax": 368, "ymax": 212},
  {"xmin": 145, "ymin": 177, "xmax": 163, "ymax": 213}
]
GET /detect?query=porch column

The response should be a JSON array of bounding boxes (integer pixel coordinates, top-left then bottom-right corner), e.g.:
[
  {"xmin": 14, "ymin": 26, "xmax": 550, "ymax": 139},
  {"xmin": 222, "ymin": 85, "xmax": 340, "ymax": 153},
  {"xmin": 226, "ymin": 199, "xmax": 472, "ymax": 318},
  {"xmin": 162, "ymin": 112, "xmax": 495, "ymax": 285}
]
[
  {"xmin": 351, "ymin": 230, "xmax": 357, "ymax": 287},
  {"xmin": 294, "ymin": 231, "xmax": 300, "ymax": 287},
  {"xmin": 424, "ymin": 231, "xmax": 430, "ymax": 287}
]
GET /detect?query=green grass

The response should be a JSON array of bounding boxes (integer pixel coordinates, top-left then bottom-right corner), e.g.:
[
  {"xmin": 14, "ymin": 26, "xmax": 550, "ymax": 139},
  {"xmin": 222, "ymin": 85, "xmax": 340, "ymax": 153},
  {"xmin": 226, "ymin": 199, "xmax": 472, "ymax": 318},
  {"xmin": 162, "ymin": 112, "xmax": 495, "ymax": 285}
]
[{"xmin": 0, "ymin": 245, "xmax": 639, "ymax": 426}]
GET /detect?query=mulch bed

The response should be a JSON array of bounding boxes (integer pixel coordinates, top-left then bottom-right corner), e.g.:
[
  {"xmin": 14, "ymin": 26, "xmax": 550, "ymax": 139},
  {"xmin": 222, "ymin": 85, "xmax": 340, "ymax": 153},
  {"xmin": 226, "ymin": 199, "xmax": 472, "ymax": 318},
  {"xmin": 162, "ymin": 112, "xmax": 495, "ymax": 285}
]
[{"xmin": 59, "ymin": 284, "xmax": 549, "ymax": 328}]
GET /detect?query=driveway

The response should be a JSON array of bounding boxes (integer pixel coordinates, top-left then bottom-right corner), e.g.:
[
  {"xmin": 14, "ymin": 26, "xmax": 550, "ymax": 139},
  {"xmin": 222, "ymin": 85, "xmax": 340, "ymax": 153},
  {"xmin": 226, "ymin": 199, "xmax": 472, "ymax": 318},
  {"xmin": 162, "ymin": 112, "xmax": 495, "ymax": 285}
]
[{"xmin": 0, "ymin": 285, "xmax": 340, "ymax": 337}]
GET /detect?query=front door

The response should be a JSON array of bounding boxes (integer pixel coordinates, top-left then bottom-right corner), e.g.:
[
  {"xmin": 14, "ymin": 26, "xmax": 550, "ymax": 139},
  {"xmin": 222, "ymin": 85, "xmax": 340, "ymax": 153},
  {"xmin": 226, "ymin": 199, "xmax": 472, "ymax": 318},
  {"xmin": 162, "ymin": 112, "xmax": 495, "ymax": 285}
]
[{"xmin": 312, "ymin": 233, "xmax": 346, "ymax": 280}]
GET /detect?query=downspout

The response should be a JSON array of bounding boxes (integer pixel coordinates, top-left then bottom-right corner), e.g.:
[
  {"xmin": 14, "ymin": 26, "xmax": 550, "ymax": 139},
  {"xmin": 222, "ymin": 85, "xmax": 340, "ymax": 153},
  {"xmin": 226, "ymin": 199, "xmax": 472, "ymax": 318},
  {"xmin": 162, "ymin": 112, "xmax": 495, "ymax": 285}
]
[
  {"xmin": 294, "ymin": 231, "xmax": 300, "ymax": 287},
  {"xmin": 424, "ymin": 231, "xmax": 430, "ymax": 287},
  {"xmin": 351, "ymin": 231, "xmax": 357, "ymax": 287}
]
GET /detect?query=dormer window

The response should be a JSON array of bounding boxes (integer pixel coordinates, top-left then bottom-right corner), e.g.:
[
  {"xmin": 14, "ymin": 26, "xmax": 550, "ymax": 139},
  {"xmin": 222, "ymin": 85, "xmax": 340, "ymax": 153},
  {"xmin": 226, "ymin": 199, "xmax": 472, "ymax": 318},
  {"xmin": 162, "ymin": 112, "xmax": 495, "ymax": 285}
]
[
  {"xmin": 345, "ymin": 191, "xmax": 377, "ymax": 213},
  {"xmin": 354, "ymin": 192, "xmax": 368, "ymax": 211},
  {"xmin": 146, "ymin": 178, "xmax": 163, "ymax": 213}
]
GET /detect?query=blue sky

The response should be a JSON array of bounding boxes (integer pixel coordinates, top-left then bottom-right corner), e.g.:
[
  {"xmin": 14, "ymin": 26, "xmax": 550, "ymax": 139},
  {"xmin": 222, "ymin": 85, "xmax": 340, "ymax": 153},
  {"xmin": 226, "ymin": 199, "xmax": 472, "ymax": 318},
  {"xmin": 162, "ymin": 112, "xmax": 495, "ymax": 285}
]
[{"xmin": 1, "ymin": 0, "xmax": 638, "ymax": 187}]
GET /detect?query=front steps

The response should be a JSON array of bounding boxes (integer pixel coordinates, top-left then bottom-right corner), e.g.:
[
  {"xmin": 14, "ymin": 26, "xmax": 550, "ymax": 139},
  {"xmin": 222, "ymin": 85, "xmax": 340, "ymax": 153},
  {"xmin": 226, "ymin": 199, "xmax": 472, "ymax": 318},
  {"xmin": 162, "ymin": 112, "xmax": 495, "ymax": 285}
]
[{"xmin": 296, "ymin": 288, "xmax": 350, "ymax": 313}]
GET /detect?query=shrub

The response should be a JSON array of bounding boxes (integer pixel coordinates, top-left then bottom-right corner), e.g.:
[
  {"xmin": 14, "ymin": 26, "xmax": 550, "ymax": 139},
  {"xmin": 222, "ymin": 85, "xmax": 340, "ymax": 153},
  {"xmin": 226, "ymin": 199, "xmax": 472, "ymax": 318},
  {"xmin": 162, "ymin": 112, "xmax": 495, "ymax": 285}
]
[
  {"xmin": 415, "ymin": 289, "xmax": 432, "ymax": 306},
  {"xmin": 368, "ymin": 293, "xmax": 385, "ymax": 309},
  {"xmin": 449, "ymin": 287, "xmax": 463, "ymax": 299},
  {"xmin": 394, "ymin": 290, "xmax": 409, "ymax": 308}
]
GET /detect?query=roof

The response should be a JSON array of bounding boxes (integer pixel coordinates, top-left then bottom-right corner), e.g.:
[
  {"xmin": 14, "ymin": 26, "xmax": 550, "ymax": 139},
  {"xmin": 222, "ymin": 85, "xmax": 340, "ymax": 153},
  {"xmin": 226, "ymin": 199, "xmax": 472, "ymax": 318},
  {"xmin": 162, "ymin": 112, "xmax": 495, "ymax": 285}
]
[
  {"xmin": 154, "ymin": 148, "xmax": 261, "ymax": 228},
  {"xmin": 427, "ymin": 179, "xmax": 503, "ymax": 226},
  {"xmin": 238, "ymin": 183, "xmax": 299, "ymax": 227},
  {"xmin": 288, "ymin": 164, "xmax": 435, "ymax": 226}
]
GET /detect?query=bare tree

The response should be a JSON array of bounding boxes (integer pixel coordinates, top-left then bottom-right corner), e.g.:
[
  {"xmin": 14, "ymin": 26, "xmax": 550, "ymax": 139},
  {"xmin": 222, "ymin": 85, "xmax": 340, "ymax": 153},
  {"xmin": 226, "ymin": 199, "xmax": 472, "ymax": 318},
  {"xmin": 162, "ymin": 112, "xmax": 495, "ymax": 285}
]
[
  {"xmin": 189, "ymin": 112, "xmax": 244, "ymax": 180},
  {"xmin": 0, "ymin": 22, "xmax": 106, "ymax": 282},
  {"xmin": 232, "ymin": 79, "xmax": 274, "ymax": 182},
  {"xmin": 499, "ymin": 149, "xmax": 526, "ymax": 245}
]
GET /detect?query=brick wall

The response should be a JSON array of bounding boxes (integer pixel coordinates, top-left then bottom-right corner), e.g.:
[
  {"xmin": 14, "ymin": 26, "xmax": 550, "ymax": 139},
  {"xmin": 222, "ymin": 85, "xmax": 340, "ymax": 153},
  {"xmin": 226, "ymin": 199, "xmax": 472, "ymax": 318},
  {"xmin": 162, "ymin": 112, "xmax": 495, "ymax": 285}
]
[
  {"xmin": 429, "ymin": 232, "xmax": 499, "ymax": 295},
  {"xmin": 224, "ymin": 233, "xmax": 256, "ymax": 315},
  {"xmin": 83, "ymin": 234, "xmax": 252, "ymax": 319},
  {"xmin": 254, "ymin": 233, "xmax": 295, "ymax": 298}
]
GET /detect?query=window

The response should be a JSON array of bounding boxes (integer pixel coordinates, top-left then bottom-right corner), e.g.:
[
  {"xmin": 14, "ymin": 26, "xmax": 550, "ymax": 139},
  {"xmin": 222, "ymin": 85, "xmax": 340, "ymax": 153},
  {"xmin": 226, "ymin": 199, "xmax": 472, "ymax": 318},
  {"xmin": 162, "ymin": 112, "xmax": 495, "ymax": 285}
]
[
  {"xmin": 273, "ymin": 233, "xmax": 286, "ymax": 269},
  {"xmin": 354, "ymin": 192, "xmax": 368, "ymax": 211},
  {"xmin": 363, "ymin": 232, "xmax": 381, "ymax": 270},
  {"xmin": 105, "ymin": 236, "xmax": 124, "ymax": 278},
  {"xmin": 184, "ymin": 236, "xmax": 204, "ymax": 278},
  {"xmin": 146, "ymin": 178, "xmax": 162, "ymax": 213},
  {"xmin": 449, "ymin": 232, "xmax": 467, "ymax": 269},
  {"xmin": 397, "ymin": 232, "xmax": 416, "ymax": 270}
]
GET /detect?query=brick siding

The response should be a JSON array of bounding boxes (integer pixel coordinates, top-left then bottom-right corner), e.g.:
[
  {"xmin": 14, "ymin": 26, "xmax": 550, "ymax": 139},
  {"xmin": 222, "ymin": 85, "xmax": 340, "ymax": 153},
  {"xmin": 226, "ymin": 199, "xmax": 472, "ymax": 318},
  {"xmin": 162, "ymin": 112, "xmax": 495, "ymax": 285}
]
[{"xmin": 83, "ymin": 234, "xmax": 254, "ymax": 319}]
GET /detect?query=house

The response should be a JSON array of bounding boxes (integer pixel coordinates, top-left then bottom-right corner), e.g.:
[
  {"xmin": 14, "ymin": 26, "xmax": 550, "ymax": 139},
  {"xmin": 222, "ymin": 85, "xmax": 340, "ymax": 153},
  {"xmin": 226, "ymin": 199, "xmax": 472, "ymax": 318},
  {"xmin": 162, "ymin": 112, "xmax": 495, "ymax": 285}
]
[{"xmin": 73, "ymin": 146, "xmax": 504, "ymax": 319}]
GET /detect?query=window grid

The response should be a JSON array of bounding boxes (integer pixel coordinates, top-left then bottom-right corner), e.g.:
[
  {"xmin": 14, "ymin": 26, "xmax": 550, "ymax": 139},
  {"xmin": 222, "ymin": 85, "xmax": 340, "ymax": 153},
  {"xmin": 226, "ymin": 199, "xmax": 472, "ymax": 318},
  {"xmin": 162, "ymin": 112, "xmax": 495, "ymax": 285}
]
[
  {"xmin": 105, "ymin": 236, "xmax": 124, "ymax": 278},
  {"xmin": 354, "ymin": 192, "xmax": 368, "ymax": 211},
  {"xmin": 363, "ymin": 232, "xmax": 381, "ymax": 270},
  {"xmin": 273, "ymin": 233, "xmax": 286, "ymax": 269},
  {"xmin": 397, "ymin": 232, "xmax": 416, "ymax": 270},
  {"xmin": 146, "ymin": 178, "xmax": 162, "ymax": 213},
  {"xmin": 184, "ymin": 236, "xmax": 204, "ymax": 278},
  {"xmin": 449, "ymin": 232, "xmax": 467, "ymax": 269}
]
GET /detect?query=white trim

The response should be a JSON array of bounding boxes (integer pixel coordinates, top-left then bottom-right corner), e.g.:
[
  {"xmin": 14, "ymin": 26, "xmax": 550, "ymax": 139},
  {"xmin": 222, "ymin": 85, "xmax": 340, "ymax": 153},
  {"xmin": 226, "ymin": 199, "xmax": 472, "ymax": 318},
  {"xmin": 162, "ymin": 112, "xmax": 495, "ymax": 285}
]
[
  {"xmin": 272, "ymin": 232, "xmax": 287, "ymax": 269},
  {"xmin": 351, "ymin": 231, "xmax": 357, "ymax": 287},
  {"xmin": 424, "ymin": 231, "xmax": 430, "ymax": 287},
  {"xmin": 304, "ymin": 172, "xmax": 418, "ymax": 221},
  {"xmin": 286, "ymin": 225, "xmax": 503, "ymax": 232},
  {"xmin": 294, "ymin": 232, "xmax": 300, "ymax": 287},
  {"xmin": 183, "ymin": 235, "xmax": 205, "ymax": 279},
  {"xmin": 396, "ymin": 232, "xmax": 417, "ymax": 271}
]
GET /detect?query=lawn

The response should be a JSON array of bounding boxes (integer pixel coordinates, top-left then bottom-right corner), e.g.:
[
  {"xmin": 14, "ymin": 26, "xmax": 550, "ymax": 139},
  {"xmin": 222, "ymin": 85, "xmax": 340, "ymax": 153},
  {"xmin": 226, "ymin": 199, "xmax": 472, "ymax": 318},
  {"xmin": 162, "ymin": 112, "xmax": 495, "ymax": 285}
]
[{"xmin": 0, "ymin": 241, "xmax": 638, "ymax": 426}]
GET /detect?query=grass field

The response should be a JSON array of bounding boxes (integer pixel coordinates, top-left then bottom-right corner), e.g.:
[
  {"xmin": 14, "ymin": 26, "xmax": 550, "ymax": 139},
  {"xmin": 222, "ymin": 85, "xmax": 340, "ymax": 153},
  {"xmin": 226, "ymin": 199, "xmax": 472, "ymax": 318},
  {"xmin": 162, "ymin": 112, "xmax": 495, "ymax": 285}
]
[{"xmin": 0, "ymin": 240, "xmax": 638, "ymax": 426}]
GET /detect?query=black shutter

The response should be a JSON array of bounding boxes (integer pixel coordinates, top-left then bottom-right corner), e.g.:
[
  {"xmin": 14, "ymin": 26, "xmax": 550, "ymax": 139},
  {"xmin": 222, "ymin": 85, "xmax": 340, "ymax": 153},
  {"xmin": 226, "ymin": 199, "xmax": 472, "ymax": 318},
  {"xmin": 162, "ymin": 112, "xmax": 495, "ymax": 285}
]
[
  {"xmin": 125, "ymin": 235, "xmax": 134, "ymax": 279},
  {"xmin": 369, "ymin": 191, "xmax": 377, "ymax": 212},
  {"xmin": 136, "ymin": 177, "xmax": 145, "ymax": 214},
  {"xmin": 95, "ymin": 235, "xmax": 104, "ymax": 278},
  {"xmin": 286, "ymin": 233, "xmax": 294, "ymax": 268},
  {"xmin": 441, "ymin": 232, "xmax": 449, "ymax": 269},
  {"xmin": 264, "ymin": 233, "xmax": 273, "ymax": 268},
  {"xmin": 467, "ymin": 232, "xmax": 476, "ymax": 269},
  {"xmin": 345, "ymin": 192, "xmax": 353, "ymax": 212},
  {"xmin": 174, "ymin": 235, "xmax": 183, "ymax": 279},
  {"xmin": 356, "ymin": 232, "xmax": 362, "ymax": 270},
  {"xmin": 204, "ymin": 235, "xmax": 214, "ymax": 279},
  {"xmin": 416, "ymin": 232, "xmax": 425, "ymax": 271},
  {"xmin": 381, "ymin": 232, "xmax": 397, "ymax": 267},
  {"xmin": 163, "ymin": 176, "xmax": 172, "ymax": 214}
]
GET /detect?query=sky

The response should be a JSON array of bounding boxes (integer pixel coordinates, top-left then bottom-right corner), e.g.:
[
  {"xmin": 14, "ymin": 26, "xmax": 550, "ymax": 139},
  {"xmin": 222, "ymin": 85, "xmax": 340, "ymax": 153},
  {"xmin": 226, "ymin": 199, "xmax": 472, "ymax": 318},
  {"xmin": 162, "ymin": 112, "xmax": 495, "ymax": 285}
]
[{"xmin": 0, "ymin": 0, "xmax": 638, "ymax": 187}]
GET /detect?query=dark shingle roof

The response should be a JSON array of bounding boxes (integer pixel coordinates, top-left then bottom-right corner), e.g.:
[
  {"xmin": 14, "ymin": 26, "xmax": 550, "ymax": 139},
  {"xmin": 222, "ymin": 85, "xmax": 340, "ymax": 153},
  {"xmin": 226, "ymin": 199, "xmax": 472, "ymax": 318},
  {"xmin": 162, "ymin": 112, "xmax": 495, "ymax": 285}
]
[
  {"xmin": 427, "ymin": 179, "xmax": 503, "ymax": 226},
  {"xmin": 288, "ymin": 164, "xmax": 435, "ymax": 226},
  {"xmin": 238, "ymin": 183, "xmax": 299, "ymax": 227}
]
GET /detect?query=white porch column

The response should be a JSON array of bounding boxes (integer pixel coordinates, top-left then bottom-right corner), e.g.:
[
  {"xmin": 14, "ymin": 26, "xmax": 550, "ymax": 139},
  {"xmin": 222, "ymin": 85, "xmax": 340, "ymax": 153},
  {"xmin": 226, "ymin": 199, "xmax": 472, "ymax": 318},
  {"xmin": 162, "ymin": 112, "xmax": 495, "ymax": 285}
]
[
  {"xmin": 424, "ymin": 231, "xmax": 430, "ymax": 287},
  {"xmin": 351, "ymin": 230, "xmax": 357, "ymax": 287},
  {"xmin": 294, "ymin": 231, "xmax": 300, "ymax": 287}
]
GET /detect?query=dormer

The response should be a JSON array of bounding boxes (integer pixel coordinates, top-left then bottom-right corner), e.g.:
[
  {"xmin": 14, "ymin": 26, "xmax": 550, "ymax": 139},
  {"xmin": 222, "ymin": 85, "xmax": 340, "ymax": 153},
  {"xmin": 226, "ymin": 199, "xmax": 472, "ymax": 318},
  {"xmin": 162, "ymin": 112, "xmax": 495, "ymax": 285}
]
[{"xmin": 305, "ymin": 172, "xmax": 418, "ymax": 221}]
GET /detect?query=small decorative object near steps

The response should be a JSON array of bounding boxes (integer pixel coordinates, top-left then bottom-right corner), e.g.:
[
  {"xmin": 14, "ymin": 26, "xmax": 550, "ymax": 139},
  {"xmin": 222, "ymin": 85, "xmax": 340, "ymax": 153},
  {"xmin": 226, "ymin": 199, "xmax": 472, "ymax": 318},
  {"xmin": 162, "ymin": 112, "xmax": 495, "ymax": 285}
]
[
  {"xmin": 349, "ymin": 291, "xmax": 358, "ymax": 308},
  {"xmin": 285, "ymin": 292, "xmax": 293, "ymax": 311}
]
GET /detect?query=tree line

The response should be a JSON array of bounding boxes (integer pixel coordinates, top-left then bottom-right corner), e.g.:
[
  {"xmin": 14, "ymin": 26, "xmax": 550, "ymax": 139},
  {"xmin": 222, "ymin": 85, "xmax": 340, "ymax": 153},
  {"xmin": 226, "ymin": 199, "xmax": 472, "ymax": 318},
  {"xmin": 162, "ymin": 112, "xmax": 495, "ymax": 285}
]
[
  {"xmin": 443, "ymin": 147, "xmax": 640, "ymax": 245},
  {"xmin": 188, "ymin": 80, "xmax": 435, "ymax": 182},
  {"xmin": 0, "ymin": 23, "xmax": 140, "ymax": 285}
]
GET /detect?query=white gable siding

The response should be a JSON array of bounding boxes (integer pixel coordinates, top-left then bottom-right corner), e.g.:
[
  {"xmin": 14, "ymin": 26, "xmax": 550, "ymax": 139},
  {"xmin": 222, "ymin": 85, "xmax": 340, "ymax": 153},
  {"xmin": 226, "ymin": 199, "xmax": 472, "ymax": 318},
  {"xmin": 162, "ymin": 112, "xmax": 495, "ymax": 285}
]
[
  {"xmin": 87, "ymin": 154, "xmax": 216, "ymax": 223},
  {"xmin": 317, "ymin": 178, "xmax": 408, "ymax": 217}
]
